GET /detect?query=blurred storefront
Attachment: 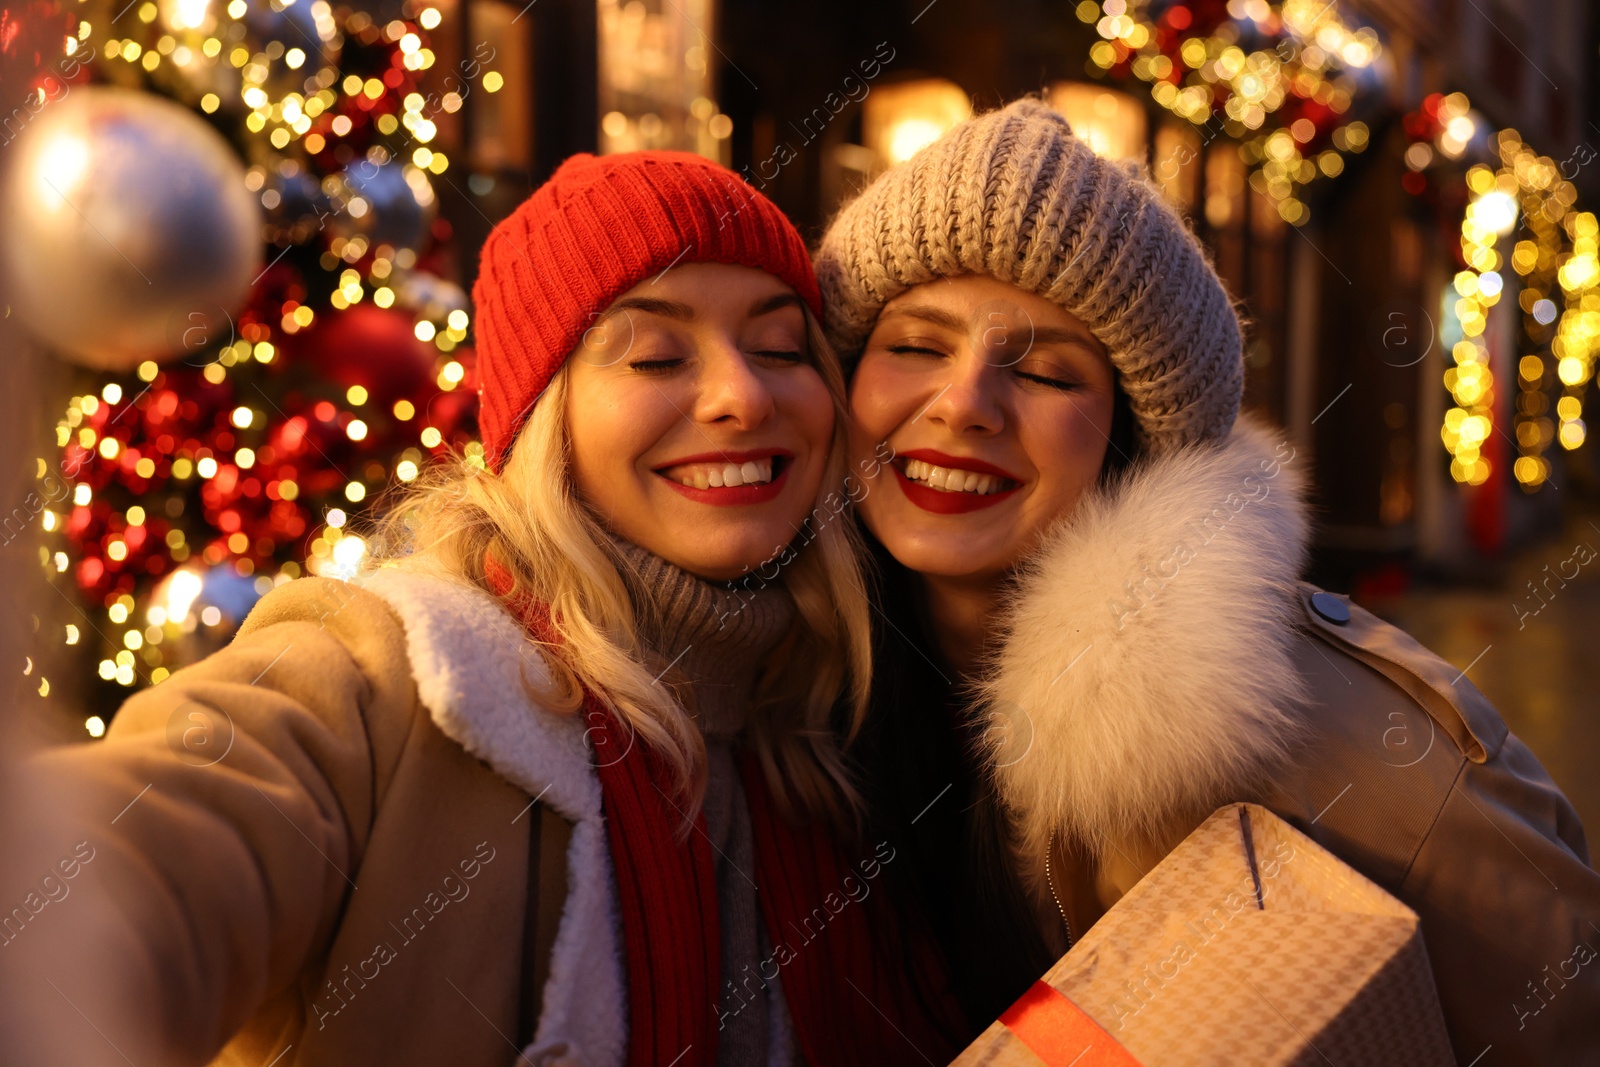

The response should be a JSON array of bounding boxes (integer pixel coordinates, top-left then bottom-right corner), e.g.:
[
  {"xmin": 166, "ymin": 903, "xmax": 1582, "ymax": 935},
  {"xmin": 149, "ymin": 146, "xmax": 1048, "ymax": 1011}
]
[{"xmin": 440, "ymin": 0, "xmax": 1600, "ymax": 592}]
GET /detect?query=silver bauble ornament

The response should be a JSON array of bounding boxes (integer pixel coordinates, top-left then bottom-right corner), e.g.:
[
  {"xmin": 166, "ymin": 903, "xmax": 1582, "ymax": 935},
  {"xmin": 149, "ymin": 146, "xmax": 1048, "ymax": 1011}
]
[
  {"xmin": 327, "ymin": 158, "xmax": 435, "ymax": 255},
  {"xmin": 0, "ymin": 87, "xmax": 261, "ymax": 370}
]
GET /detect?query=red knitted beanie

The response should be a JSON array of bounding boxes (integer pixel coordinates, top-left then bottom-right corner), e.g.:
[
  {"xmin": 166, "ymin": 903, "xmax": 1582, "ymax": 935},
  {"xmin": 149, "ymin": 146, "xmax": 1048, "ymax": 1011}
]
[{"xmin": 472, "ymin": 150, "xmax": 823, "ymax": 471}]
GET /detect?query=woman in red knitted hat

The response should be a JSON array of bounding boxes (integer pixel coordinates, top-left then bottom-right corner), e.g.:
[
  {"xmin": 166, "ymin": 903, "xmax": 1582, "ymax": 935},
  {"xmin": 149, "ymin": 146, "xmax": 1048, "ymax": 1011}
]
[{"xmin": 30, "ymin": 152, "xmax": 962, "ymax": 1067}]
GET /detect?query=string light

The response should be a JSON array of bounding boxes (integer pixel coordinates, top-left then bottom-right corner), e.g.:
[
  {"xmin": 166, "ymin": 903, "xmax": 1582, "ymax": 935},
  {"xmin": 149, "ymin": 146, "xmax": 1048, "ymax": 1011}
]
[
  {"xmin": 1406, "ymin": 92, "xmax": 1592, "ymax": 488},
  {"xmin": 37, "ymin": 0, "xmax": 484, "ymax": 706},
  {"xmin": 1078, "ymin": 0, "xmax": 1382, "ymax": 224}
]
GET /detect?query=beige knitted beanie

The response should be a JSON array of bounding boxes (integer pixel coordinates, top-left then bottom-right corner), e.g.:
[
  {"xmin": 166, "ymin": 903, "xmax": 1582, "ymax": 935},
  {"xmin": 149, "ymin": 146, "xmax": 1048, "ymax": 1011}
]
[{"xmin": 816, "ymin": 96, "xmax": 1243, "ymax": 454}]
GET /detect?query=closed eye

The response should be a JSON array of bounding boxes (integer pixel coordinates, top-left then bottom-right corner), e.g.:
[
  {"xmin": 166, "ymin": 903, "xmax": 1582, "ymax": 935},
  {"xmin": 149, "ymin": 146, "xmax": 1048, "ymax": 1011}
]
[
  {"xmin": 1016, "ymin": 371, "xmax": 1080, "ymax": 391},
  {"xmin": 628, "ymin": 358, "xmax": 685, "ymax": 373},
  {"xmin": 885, "ymin": 344, "xmax": 947, "ymax": 357},
  {"xmin": 751, "ymin": 350, "xmax": 806, "ymax": 364}
]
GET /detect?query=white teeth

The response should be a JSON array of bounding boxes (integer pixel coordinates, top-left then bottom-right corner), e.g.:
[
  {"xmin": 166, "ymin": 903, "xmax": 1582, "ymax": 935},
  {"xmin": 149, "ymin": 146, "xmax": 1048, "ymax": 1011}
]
[
  {"xmin": 662, "ymin": 457, "xmax": 775, "ymax": 489},
  {"xmin": 902, "ymin": 459, "xmax": 1007, "ymax": 495}
]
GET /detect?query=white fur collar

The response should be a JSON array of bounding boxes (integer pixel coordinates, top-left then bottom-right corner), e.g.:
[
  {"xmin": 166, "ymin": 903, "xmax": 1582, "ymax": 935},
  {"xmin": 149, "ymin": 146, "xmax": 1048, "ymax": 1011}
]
[
  {"xmin": 977, "ymin": 415, "xmax": 1311, "ymax": 892},
  {"xmin": 356, "ymin": 565, "xmax": 626, "ymax": 1067}
]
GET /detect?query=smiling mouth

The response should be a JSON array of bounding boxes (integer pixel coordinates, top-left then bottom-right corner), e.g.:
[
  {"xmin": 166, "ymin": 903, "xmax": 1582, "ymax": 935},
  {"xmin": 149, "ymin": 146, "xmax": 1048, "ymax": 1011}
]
[
  {"xmin": 657, "ymin": 456, "xmax": 784, "ymax": 490},
  {"xmin": 897, "ymin": 457, "xmax": 1018, "ymax": 496}
]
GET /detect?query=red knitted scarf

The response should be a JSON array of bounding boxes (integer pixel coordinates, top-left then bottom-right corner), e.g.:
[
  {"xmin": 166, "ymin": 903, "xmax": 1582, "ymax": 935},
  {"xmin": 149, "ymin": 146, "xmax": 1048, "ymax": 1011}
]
[{"xmin": 487, "ymin": 556, "xmax": 963, "ymax": 1066}]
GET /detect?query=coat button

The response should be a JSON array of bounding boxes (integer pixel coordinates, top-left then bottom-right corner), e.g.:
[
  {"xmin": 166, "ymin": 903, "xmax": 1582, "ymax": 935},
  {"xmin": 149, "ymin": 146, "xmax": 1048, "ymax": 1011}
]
[{"xmin": 1310, "ymin": 591, "xmax": 1351, "ymax": 624}]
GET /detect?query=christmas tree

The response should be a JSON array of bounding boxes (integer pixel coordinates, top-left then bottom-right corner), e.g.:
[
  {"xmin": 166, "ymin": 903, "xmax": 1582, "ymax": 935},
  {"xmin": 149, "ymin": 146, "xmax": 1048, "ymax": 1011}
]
[{"xmin": 3, "ymin": 0, "xmax": 487, "ymax": 727}]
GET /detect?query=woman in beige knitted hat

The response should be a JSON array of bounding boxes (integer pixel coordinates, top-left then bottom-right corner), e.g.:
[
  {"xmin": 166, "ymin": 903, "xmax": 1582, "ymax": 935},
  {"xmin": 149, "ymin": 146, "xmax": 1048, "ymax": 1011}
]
[{"xmin": 820, "ymin": 96, "xmax": 1600, "ymax": 1062}]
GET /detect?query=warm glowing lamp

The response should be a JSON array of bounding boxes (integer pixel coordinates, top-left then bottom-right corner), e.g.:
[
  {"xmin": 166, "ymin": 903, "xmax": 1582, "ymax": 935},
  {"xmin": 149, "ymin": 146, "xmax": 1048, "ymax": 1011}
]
[
  {"xmin": 1048, "ymin": 82, "xmax": 1148, "ymax": 164},
  {"xmin": 863, "ymin": 79, "xmax": 972, "ymax": 168}
]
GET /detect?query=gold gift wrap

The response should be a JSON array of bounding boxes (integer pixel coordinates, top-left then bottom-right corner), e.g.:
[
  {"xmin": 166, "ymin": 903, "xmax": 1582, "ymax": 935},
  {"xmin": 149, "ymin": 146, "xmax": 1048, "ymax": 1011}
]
[{"xmin": 952, "ymin": 804, "xmax": 1455, "ymax": 1067}]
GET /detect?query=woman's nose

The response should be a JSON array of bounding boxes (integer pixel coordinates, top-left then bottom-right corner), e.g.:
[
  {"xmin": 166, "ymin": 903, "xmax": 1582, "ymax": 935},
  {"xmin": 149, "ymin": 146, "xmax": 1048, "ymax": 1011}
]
[
  {"xmin": 693, "ymin": 345, "xmax": 776, "ymax": 429},
  {"xmin": 922, "ymin": 351, "xmax": 1003, "ymax": 435}
]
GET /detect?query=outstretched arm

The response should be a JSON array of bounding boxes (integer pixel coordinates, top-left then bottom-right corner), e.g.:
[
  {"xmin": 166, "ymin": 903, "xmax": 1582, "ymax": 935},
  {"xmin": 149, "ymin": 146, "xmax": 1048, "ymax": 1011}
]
[{"xmin": 23, "ymin": 579, "xmax": 417, "ymax": 1065}]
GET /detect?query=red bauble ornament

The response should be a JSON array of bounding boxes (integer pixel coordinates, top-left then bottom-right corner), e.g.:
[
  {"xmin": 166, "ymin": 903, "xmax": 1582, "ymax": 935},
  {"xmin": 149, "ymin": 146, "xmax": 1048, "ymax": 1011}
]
[{"xmin": 284, "ymin": 303, "xmax": 437, "ymax": 404}]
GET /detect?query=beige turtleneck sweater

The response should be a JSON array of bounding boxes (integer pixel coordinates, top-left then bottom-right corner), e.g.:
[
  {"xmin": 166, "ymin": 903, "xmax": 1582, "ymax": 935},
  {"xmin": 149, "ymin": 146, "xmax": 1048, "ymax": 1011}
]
[{"xmin": 606, "ymin": 536, "xmax": 803, "ymax": 1067}]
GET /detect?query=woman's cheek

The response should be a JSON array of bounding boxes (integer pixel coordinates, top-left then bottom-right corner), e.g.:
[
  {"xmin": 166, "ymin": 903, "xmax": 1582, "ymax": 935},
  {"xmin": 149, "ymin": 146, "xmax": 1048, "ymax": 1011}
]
[
  {"xmin": 787, "ymin": 369, "xmax": 837, "ymax": 452},
  {"xmin": 846, "ymin": 359, "xmax": 904, "ymax": 444}
]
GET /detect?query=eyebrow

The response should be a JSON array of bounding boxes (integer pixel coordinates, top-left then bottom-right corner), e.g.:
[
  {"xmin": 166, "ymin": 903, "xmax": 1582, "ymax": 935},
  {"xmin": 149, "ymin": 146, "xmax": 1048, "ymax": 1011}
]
[
  {"xmin": 1029, "ymin": 325, "xmax": 1102, "ymax": 350},
  {"xmin": 882, "ymin": 305, "xmax": 1102, "ymax": 350},
  {"xmin": 879, "ymin": 304, "xmax": 967, "ymax": 332},
  {"xmin": 605, "ymin": 296, "xmax": 694, "ymax": 321},
  {"xmin": 599, "ymin": 291, "xmax": 805, "ymax": 325},
  {"xmin": 748, "ymin": 292, "xmax": 806, "ymax": 318}
]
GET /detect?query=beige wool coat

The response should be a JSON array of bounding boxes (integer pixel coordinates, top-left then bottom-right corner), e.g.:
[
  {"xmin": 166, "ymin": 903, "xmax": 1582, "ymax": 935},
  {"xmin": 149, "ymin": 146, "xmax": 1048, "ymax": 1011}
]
[
  {"xmin": 977, "ymin": 416, "xmax": 1600, "ymax": 1065},
  {"xmin": 31, "ymin": 564, "xmax": 712, "ymax": 1067}
]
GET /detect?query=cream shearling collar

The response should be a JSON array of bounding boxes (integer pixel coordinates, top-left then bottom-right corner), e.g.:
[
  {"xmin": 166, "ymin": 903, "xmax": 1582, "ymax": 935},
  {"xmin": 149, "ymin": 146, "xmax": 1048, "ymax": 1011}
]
[
  {"xmin": 975, "ymin": 415, "xmax": 1312, "ymax": 897},
  {"xmin": 356, "ymin": 565, "xmax": 626, "ymax": 1067}
]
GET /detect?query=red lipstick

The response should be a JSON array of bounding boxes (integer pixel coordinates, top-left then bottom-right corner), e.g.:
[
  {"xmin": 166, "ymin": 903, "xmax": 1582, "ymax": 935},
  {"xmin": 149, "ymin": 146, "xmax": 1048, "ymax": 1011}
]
[
  {"xmin": 891, "ymin": 449, "xmax": 1022, "ymax": 515},
  {"xmin": 654, "ymin": 450, "xmax": 793, "ymax": 508},
  {"xmin": 892, "ymin": 465, "xmax": 1019, "ymax": 513}
]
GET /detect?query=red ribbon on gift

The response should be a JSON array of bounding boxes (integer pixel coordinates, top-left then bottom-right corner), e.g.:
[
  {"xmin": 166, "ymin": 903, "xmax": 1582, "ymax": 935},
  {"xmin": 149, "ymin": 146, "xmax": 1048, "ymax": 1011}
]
[{"xmin": 998, "ymin": 981, "xmax": 1143, "ymax": 1067}]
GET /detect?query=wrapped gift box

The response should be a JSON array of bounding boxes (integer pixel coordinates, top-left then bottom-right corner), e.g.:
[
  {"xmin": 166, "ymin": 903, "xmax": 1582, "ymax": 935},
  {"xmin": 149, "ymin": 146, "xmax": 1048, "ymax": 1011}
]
[{"xmin": 951, "ymin": 803, "xmax": 1454, "ymax": 1066}]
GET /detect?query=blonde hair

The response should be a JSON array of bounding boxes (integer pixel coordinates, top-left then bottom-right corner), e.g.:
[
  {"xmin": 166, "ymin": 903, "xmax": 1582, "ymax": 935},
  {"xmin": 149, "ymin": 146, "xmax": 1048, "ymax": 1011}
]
[{"xmin": 369, "ymin": 310, "xmax": 873, "ymax": 828}]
